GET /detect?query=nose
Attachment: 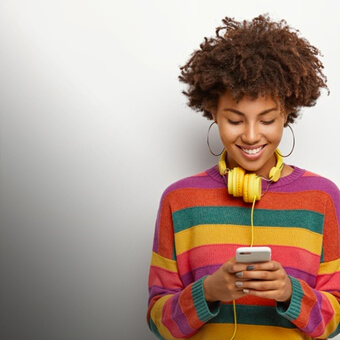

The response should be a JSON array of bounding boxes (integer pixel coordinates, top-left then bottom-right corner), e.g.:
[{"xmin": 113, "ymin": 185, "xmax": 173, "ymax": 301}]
[{"xmin": 241, "ymin": 122, "xmax": 260, "ymax": 144}]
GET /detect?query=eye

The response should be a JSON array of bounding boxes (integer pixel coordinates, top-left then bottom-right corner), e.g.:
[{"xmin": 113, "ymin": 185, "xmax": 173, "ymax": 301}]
[
  {"xmin": 228, "ymin": 119, "xmax": 242, "ymax": 125},
  {"xmin": 261, "ymin": 119, "xmax": 275, "ymax": 125}
]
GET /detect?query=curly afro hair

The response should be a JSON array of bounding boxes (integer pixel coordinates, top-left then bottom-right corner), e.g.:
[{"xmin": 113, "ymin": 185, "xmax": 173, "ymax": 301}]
[{"xmin": 179, "ymin": 14, "xmax": 328, "ymax": 124}]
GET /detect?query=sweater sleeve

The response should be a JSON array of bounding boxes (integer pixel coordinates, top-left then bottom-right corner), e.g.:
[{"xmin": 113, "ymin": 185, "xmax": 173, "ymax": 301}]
[
  {"xmin": 277, "ymin": 191, "xmax": 340, "ymax": 338},
  {"xmin": 146, "ymin": 192, "xmax": 220, "ymax": 339}
]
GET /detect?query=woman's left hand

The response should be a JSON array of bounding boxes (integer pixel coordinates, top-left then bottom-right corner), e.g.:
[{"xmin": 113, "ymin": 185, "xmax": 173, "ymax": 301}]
[{"xmin": 234, "ymin": 261, "xmax": 292, "ymax": 303}]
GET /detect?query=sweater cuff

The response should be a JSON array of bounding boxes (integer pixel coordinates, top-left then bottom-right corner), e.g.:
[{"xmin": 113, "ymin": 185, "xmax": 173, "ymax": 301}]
[
  {"xmin": 277, "ymin": 276, "xmax": 304, "ymax": 321},
  {"xmin": 192, "ymin": 276, "xmax": 220, "ymax": 322}
]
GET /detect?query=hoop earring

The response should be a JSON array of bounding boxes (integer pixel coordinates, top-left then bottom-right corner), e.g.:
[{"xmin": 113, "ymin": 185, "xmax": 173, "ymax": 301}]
[
  {"xmin": 207, "ymin": 122, "xmax": 224, "ymax": 156},
  {"xmin": 278, "ymin": 124, "xmax": 295, "ymax": 158}
]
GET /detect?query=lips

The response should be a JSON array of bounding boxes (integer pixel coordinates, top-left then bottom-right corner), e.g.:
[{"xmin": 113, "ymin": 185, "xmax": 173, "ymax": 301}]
[{"xmin": 240, "ymin": 146, "xmax": 265, "ymax": 155}]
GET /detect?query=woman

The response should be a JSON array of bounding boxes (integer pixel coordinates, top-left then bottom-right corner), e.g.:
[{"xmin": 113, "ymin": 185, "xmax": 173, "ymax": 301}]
[{"xmin": 147, "ymin": 14, "xmax": 340, "ymax": 339}]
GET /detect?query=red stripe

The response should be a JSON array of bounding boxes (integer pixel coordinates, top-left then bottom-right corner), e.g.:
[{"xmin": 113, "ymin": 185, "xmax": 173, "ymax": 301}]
[
  {"xmin": 177, "ymin": 244, "xmax": 320, "ymax": 276},
  {"xmin": 162, "ymin": 299, "xmax": 183, "ymax": 338},
  {"xmin": 149, "ymin": 266, "xmax": 183, "ymax": 290},
  {"xmin": 179, "ymin": 287, "xmax": 204, "ymax": 329},
  {"xmin": 294, "ymin": 281, "xmax": 316, "ymax": 328}
]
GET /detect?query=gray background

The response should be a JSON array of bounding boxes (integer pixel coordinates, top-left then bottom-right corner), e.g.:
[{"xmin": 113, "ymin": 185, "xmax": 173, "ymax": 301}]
[{"xmin": 1, "ymin": 1, "xmax": 339, "ymax": 339}]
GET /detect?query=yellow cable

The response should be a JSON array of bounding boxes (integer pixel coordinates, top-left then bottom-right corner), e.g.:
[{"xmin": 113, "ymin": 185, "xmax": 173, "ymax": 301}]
[
  {"xmin": 250, "ymin": 195, "xmax": 256, "ymax": 247},
  {"xmin": 230, "ymin": 196, "xmax": 257, "ymax": 339},
  {"xmin": 230, "ymin": 300, "xmax": 237, "ymax": 340}
]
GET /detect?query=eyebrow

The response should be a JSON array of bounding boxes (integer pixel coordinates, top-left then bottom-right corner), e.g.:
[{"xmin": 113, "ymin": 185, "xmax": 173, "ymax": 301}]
[{"xmin": 222, "ymin": 107, "xmax": 278, "ymax": 116}]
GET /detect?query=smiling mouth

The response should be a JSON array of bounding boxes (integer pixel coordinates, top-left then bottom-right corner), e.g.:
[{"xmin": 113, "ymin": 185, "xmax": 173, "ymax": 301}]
[{"xmin": 240, "ymin": 146, "xmax": 265, "ymax": 155}]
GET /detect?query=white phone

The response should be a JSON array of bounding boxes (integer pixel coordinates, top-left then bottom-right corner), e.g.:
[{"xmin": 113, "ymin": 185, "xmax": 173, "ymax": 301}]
[{"xmin": 236, "ymin": 246, "xmax": 271, "ymax": 263}]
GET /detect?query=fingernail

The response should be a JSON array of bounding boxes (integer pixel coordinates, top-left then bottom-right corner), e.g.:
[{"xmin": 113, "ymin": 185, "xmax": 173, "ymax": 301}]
[
  {"xmin": 246, "ymin": 265, "xmax": 254, "ymax": 271},
  {"xmin": 243, "ymin": 289, "xmax": 250, "ymax": 293},
  {"xmin": 235, "ymin": 281, "xmax": 243, "ymax": 287},
  {"xmin": 235, "ymin": 272, "xmax": 243, "ymax": 278}
]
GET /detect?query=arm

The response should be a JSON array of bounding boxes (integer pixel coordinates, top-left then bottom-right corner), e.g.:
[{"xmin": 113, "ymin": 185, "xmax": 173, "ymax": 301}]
[
  {"xmin": 277, "ymin": 194, "xmax": 340, "ymax": 338},
  {"xmin": 146, "ymin": 194, "xmax": 220, "ymax": 339},
  {"xmin": 230, "ymin": 188, "xmax": 340, "ymax": 338}
]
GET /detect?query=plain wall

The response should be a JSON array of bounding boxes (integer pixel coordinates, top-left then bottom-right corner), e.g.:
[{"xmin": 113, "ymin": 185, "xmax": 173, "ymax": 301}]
[{"xmin": 0, "ymin": 1, "xmax": 339, "ymax": 339}]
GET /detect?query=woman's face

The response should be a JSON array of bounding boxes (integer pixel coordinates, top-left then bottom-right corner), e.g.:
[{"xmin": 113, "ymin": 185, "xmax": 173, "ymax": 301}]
[{"xmin": 213, "ymin": 92, "xmax": 286, "ymax": 178}]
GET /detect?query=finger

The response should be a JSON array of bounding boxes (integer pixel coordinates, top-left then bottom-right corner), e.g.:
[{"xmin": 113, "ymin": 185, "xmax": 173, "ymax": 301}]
[
  {"xmin": 242, "ymin": 286, "xmax": 290, "ymax": 302},
  {"xmin": 226, "ymin": 262, "xmax": 256, "ymax": 274},
  {"xmin": 241, "ymin": 269, "xmax": 277, "ymax": 281},
  {"xmin": 242, "ymin": 288, "xmax": 276, "ymax": 298},
  {"xmin": 242, "ymin": 261, "xmax": 281, "ymax": 272}
]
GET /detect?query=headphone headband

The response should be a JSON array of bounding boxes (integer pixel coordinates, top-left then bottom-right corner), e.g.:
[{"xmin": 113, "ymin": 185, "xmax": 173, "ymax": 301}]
[
  {"xmin": 218, "ymin": 149, "xmax": 283, "ymax": 182},
  {"xmin": 218, "ymin": 149, "xmax": 284, "ymax": 203}
]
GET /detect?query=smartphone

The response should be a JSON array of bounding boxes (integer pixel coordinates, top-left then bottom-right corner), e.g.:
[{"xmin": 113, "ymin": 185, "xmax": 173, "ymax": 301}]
[{"xmin": 236, "ymin": 246, "xmax": 271, "ymax": 263}]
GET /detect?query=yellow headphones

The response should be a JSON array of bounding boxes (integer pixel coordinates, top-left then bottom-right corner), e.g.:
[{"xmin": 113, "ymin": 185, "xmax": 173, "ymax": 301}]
[{"xmin": 218, "ymin": 149, "xmax": 284, "ymax": 203}]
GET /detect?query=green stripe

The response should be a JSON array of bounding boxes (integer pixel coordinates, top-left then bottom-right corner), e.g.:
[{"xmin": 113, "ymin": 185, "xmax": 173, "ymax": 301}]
[
  {"xmin": 149, "ymin": 318, "xmax": 166, "ymax": 340},
  {"xmin": 173, "ymin": 206, "xmax": 324, "ymax": 234},
  {"xmin": 330, "ymin": 320, "xmax": 340, "ymax": 338},
  {"xmin": 277, "ymin": 277, "xmax": 304, "ymax": 321},
  {"xmin": 191, "ymin": 277, "xmax": 220, "ymax": 322},
  {"xmin": 208, "ymin": 304, "xmax": 295, "ymax": 328}
]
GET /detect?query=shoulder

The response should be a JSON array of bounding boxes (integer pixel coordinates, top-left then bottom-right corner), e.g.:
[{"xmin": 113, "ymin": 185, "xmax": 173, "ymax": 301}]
[
  {"xmin": 293, "ymin": 166, "xmax": 340, "ymax": 202},
  {"xmin": 159, "ymin": 166, "xmax": 224, "ymax": 201},
  {"xmin": 300, "ymin": 168, "xmax": 339, "ymax": 192}
]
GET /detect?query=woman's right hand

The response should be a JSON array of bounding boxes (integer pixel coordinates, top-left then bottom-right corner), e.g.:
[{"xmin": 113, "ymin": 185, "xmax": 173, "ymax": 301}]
[{"xmin": 203, "ymin": 257, "xmax": 249, "ymax": 303}]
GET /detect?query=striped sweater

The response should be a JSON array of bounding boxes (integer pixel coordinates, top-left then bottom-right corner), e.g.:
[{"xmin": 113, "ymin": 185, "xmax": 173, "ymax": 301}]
[{"xmin": 147, "ymin": 165, "xmax": 340, "ymax": 339}]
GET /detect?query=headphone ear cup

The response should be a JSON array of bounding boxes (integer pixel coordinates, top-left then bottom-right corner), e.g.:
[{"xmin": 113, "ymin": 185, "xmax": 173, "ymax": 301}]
[
  {"xmin": 243, "ymin": 174, "xmax": 262, "ymax": 203},
  {"xmin": 228, "ymin": 167, "xmax": 245, "ymax": 198},
  {"xmin": 269, "ymin": 166, "xmax": 281, "ymax": 182},
  {"xmin": 269, "ymin": 150, "xmax": 284, "ymax": 182}
]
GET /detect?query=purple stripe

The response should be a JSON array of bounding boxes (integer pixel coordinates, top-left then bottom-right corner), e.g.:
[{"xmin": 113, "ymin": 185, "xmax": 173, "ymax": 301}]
[
  {"xmin": 153, "ymin": 171, "xmax": 224, "ymax": 252},
  {"xmin": 272, "ymin": 173, "xmax": 340, "ymax": 253},
  {"xmin": 181, "ymin": 264, "xmax": 221, "ymax": 286},
  {"xmin": 152, "ymin": 206, "xmax": 162, "ymax": 252},
  {"xmin": 170, "ymin": 293, "xmax": 195, "ymax": 335},
  {"xmin": 285, "ymin": 267, "xmax": 316, "ymax": 287},
  {"xmin": 163, "ymin": 173, "xmax": 224, "ymax": 194},
  {"xmin": 148, "ymin": 285, "xmax": 181, "ymax": 304},
  {"xmin": 301, "ymin": 290, "xmax": 324, "ymax": 334}
]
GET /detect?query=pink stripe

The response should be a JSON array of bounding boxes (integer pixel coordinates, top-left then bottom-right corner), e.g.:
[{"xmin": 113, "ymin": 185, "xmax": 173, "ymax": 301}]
[
  {"xmin": 177, "ymin": 244, "xmax": 239, "ymax": 274},
  {"xmin": 162, "ymin": 295, "xmax": 184, "ymax": 337},
  {"xmin": 272, "ymin": 245, "xmax": 320, "ymax": 272},
  {"xmin": 316, "ymin": 272, "xmax": 340, "ymax": 291},
  {"xmin": 308, "ymin": 293, "xmax": 334, "ymax": 337},
  {"xmin": 149, "ymin": 266, "xmax": 183, "ymax": 290}
]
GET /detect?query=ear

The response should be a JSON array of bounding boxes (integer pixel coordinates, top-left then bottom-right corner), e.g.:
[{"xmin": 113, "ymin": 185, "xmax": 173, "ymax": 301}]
[
  {"xmin": 282, "ymin": 109, "xmax": 289, "ymax": 126},
  {"xmin": 211, "ymin": 110, "xmax": 217, "ymax": 123}
]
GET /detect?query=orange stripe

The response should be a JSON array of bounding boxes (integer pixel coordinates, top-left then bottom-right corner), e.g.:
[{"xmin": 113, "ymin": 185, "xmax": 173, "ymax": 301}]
[
  {"xmin": 294, "ymin": 282, "xmax": 316, "ymax": 328},
  {"xmin": 158, "ymin": 196, "xmax": 175, "ymax": 258},
  {"xmin": 179, "ymin": 286, "xmax": 203, "ymax": 329},
  {"xmin": 149, "ymin": 266, "xmax": 183, "ymax": 290},
  {"xmin": 323, "ymin": 198, "xmax": 340, "ymax": 261},
  {"xmin": 166, "ymin": 187, "xmax": 329, "ymax": 214}
]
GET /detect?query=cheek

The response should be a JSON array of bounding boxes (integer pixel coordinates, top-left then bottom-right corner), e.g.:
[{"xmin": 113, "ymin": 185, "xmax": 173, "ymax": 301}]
[
  {"xmin": 218, "ymin": 124, "xmax": 238, "ymax": 140},
  {"xmin": 273, "ymin": 126, "xmax": 285, "ymax": 141}
]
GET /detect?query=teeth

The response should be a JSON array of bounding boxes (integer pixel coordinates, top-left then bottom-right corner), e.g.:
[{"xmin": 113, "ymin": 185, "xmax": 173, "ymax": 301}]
[{"xmin": 242, "ymin": 146, "xmax": 263, "ymax": 155}]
